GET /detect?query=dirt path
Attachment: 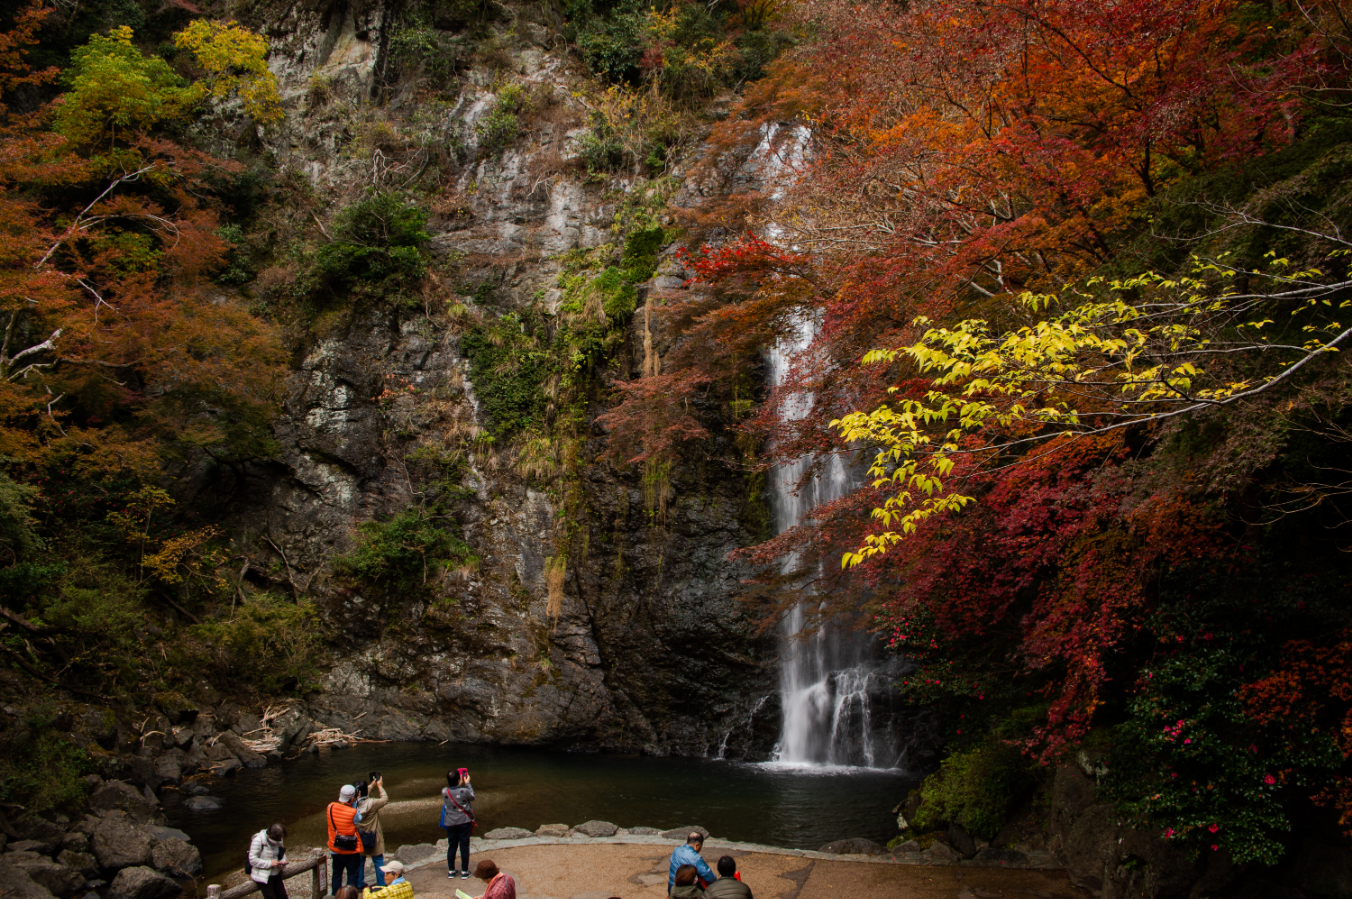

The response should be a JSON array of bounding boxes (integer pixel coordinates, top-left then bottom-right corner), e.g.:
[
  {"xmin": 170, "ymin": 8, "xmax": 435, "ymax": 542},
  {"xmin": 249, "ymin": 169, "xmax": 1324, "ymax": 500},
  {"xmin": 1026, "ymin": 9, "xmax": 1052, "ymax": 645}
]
[{"xmin": 405, "ymin": 842, "xmax": 1087, "ymax": 899}]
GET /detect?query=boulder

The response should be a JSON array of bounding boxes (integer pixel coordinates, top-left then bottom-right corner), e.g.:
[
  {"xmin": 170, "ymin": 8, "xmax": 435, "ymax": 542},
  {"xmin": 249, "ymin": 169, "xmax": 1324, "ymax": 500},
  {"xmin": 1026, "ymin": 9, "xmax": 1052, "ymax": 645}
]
[
  {"xmin": 818, "ymin": 839, "xmax": 883, "ymax": 856},
  {"xmin": 152, "ymin": 754, "xmax": 181, "ymax": 786},
  {"xmin": 7, "ymin": 841, "xmax": 51, "ymax": 856},
  {"xmin": 11, "ymin": 859, "xmax": 86, "ymax": 896},
  {"xmin": 58, "ymin": 834, "xmax": 88, "ymax": 854},
  {"xmin": 149, "ymin": 838, "xmax": 200, "ymax": 878},
  {"xmin": 56, "ymin": 851, "xmax": 98, "ymax": 879},
  {"xmin": 106, "ymin": 867, "xmax": 177, "ymax": 899},
  {"xmin": 89, "ymin": 783, "xmax": 158, "ymax": 825},
  {"xmin": 1063, "ymin": 804, "xmax": 1116, "ymax": 893},
  {"xmin": 573, "ymin": 821, "xmax": 618, "ymax": 838},
  {"xmin": 181, "ymin": 797, "xmax": 223, "ymax": 813},
  {"xmin": 215, "ymin": 759, "xmax": 243, "ymax": 778},
  {"xmin": 482, "ymin": 828, "xmax": 533, "ymax": 841},
  {"xmin": 123, "ymin": 758, "xmax": 157, "ymax": 792},
  {"xmin": 144, "ymin": 828, "xmax": 189, "ymax": 844},
  {"xmin": 0, "ymin": 862, "xmax": 58, "ymax": 899},
  {"xmin": 10, "ymin": 818, "xmax": 65, "ymax": 854},
  {"xmin": 626, "ymin": 827, "xmax": 662, "ymax": 836},
  {"xmin": 216, "ymin": 733, "xmax": 267, "ymax": 769},
  {"xmin": 534, "ymin": 824, "xmax": 570, "ymax": 838},
  {"xmin": 973, "ymin": 847, "xmax": 1029, "ymax": 867},
  {"xmin": 947, "ymin": 823, "xmax": 977, "ymax": 859},
  {"xmin": 91, "ymin": 818, "xmax": 152, "ymax": 870},
  {"xmin": 659, "ymin": 827, "xmax": 708, "ymax": 841},
  {"xmin": 180, "ymin": 782, "xmax": 211, "ymax": 798},
  {"xmin": 921, "ymin": 841, "xmax": 959, "ymax": 863},
  {"xmin": 888, "ymin": 840, "xmax": 922, "ymax": 856},
  {"xmin": 1051, "ymin": 766, "xmax": 1097, "ymax": 839},
  {"xmin": 392, "ymin": 844, "xmax": 437, "ymax": 865}
]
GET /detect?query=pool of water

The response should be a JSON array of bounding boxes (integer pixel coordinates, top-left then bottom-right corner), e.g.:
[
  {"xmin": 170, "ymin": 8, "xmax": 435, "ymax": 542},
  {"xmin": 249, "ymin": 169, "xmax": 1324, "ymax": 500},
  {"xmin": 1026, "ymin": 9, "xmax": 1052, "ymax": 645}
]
[{"xmin": 164, "ymin": 743, "xmax": 918, "ymax": 881}]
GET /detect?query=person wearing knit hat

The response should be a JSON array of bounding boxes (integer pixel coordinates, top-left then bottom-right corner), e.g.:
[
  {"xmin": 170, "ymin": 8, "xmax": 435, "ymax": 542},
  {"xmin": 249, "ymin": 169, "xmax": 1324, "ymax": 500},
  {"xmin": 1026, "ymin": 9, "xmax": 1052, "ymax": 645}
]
[
  {"xmin": 471, "ymin": 860, "xmax": 515, "ymax": 899},
  {"xmin": 327, "ymin": 784, "xmax": 364, "ymax": 895}
]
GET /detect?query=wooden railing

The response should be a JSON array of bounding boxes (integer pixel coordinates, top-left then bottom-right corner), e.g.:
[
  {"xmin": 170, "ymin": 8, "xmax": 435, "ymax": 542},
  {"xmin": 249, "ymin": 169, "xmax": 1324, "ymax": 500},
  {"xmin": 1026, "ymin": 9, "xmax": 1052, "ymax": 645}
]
[{"xmin": 206, "ymin": 849, "xmax": 328, "ymax": 899}]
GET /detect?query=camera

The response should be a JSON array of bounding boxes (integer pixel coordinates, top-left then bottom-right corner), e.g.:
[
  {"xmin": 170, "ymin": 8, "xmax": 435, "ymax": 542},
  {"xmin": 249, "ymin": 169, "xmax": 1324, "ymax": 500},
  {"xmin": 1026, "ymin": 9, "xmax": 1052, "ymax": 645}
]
[{"xmin": 369, "ymin": 771, "xmax": 381, "ymax": 782}]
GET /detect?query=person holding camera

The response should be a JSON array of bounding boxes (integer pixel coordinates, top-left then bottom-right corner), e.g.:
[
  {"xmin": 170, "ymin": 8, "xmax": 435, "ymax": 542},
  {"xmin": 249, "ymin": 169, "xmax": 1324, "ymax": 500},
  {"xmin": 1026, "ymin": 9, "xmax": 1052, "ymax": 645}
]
[
  {"xmin": 327, "ymin": 784, "xmax": 364, "ymax": 894},
  {"xmin": 356, "ymin": 772, "xmax": 390, "ymax": 888},
  {"xmin": 248, "ymin": 824, "xmax": 289, "ymax": 899},
  {"xmin": 441, "ymin": 767, "xmax": 475, "ymax": 880}
]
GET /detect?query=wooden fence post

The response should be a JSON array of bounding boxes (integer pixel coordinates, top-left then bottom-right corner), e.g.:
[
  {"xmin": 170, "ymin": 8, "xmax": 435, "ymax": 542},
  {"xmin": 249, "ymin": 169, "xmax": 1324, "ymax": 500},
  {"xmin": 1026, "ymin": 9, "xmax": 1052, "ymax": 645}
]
[{"xmin": 312, "ymin": 849, "xmax": 327, "ymax": 899}]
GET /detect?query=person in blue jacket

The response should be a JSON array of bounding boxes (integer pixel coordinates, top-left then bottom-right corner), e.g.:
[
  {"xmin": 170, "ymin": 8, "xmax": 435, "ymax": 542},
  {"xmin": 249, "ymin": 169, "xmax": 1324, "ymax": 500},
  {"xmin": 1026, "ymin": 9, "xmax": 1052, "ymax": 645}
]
[{"xmin": 668, "ymin": 832, "xmax": 716, "ymax": 893}]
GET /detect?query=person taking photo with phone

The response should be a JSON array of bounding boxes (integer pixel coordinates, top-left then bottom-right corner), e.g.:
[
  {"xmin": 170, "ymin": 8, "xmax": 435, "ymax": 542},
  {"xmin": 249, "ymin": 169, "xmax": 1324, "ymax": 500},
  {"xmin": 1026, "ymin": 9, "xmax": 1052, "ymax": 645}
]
[{"xmin": 441, "ymin": 767, "xmax": 475, "ymax": 880}]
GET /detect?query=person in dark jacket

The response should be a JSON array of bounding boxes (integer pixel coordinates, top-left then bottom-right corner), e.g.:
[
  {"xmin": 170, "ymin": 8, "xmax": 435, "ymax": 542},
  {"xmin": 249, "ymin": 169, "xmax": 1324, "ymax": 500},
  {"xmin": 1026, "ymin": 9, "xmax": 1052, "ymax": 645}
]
[
  {"xmin": 705, "ymin": 856, "xmax": 752, "ymax": 899},
  {"xmin": 671, "ymin": 865, "xmax": 706, "ymax": 899},
  {"xmin": 441, "ymin": 768, "xmax": 475, "ymax": 879}
]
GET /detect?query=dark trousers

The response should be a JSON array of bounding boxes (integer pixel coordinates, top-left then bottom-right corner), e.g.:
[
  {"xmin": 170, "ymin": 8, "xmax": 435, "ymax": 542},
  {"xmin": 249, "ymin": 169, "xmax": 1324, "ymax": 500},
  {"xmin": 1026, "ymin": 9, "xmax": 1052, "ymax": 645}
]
[
  {"xmin": 259, "ymin": 877, "xmax": 289, "ymax": 899},
  {"xmin": 331, "ymin": 852, "xmax": 362, "ymax": 894},
  {"xmin": 445, "ymin": 823, "xmax": 472, "ymax": 874}
]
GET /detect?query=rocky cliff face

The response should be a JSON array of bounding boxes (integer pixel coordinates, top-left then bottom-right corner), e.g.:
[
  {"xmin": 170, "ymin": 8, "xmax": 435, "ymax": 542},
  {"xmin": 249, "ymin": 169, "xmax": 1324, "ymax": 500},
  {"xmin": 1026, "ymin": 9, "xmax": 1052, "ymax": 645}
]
[{"xmin": 195, "ymin": 0, "xmax": 780, "ymax": 757}]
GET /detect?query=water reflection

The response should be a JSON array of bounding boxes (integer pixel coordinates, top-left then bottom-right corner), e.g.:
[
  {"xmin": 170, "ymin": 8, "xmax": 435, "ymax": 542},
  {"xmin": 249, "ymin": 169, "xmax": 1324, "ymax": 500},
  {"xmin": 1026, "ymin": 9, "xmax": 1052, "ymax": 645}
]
[{"xmin": 166, "ymin": 743, "xmax": 917, "ymax": 880}]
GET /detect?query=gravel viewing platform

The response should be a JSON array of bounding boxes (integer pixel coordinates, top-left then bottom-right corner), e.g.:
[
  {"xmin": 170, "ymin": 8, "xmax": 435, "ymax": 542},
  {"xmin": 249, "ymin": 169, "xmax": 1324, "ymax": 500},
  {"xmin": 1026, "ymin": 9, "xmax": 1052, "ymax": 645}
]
[{"xmin": 379, "ymin": 824, "xmax": 1085, "ymax": 899}]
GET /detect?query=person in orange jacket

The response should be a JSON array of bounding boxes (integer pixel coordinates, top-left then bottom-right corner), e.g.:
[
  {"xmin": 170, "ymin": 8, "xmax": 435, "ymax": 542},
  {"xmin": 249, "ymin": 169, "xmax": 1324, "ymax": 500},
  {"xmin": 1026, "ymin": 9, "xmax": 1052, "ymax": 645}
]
[{"xmin": 327, "ymin": 784, "xmax": 364, "ymax": 894}]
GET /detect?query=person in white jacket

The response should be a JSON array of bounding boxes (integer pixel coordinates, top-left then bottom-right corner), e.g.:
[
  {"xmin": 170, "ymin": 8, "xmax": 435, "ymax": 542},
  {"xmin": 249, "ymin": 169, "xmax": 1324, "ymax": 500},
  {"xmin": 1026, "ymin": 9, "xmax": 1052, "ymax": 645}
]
[{"xmin": 249, "ymin": 824, "xmax": 289, "ymax": 899}]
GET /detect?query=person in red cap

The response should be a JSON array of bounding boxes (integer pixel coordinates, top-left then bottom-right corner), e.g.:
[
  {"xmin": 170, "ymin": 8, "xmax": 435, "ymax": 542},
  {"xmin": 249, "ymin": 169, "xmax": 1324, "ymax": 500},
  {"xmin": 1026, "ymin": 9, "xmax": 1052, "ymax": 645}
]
[{"xmin": 471, "ymin": 860, "xmax": 515, "ymax": 899}]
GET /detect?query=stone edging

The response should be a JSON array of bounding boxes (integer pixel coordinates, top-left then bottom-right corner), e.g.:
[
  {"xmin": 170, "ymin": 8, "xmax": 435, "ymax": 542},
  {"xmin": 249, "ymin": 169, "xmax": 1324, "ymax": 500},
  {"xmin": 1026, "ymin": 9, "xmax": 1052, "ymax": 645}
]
[{"xmin": 395, "ymin": 833, "xmax": 1062, "ymax": 873}]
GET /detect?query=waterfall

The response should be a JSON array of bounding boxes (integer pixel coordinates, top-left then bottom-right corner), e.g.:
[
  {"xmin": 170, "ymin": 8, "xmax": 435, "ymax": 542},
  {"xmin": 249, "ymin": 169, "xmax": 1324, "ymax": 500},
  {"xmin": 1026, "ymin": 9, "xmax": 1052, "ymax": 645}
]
[{"xmin": 753, "ymin": 125, "xmax": 902, "ymax": 769}]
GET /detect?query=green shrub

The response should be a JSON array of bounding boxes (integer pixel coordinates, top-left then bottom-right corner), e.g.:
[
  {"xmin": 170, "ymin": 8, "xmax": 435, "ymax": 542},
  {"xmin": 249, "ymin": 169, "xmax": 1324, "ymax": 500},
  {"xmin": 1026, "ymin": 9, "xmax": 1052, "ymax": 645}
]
[
  {"xmin": 332, "ymin": 511, "xmax": 476, "ymax": 597},
  {"xmin": 313, "ymin": 191, "xmax": 430, "ymax": 299},
  {"xmin": 192, "ymin": 594, "xmax": 323, "ymax": 693},
  {"xmin": 0, "ymin": 471, "xmax": 43, "ymax": 560},
  {"xmin": 460, "ymin": 311, "xmax": 552, "ymax": 436},
  {"xmin": 910, "ymin": 740, "xmax": 1039, "ymax": 839},
  {"xmin": 0, "ymin": 725, "xmax": 93, "ymax": 814},
  {"xmin": 474, "ymin": 83, "xmax": 530, "ymax": 153}
]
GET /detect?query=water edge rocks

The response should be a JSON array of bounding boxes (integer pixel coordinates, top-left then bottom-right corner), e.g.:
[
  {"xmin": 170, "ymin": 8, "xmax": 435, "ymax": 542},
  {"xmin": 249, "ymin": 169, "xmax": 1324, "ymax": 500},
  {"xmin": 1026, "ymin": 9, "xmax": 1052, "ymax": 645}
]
[
  {"xmin": 572, "ymin": 821, "xmax": 619, "ymax": 838},
  {"xmin": 534, "ymin": 824, "xmax": 571, "ymax": 838},
  {"xmin": 482, "ymin": 828, "xmax": 533, "ymax": 841},
  {"xmin": 106, "ymin": 866, "xmax": 178, "ymax": 899},
  {"xmin": 818, "ymin": 839, "xmax": 883, "ymax": 856}
]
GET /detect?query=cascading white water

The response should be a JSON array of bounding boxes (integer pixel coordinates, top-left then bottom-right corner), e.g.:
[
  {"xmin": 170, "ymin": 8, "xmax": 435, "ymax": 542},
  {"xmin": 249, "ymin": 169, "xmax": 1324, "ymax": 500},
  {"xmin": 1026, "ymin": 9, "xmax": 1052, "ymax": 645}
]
[{"xmin": 753, "ymin": 125, "xmax": 901, "ymax": 769}]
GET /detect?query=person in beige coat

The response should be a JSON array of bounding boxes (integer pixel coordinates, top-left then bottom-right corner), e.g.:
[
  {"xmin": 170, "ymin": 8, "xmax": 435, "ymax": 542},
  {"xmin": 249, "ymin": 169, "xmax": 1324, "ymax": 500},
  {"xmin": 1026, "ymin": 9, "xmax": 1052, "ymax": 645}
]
[{"xmin": 355, "ymin": 774, "xmax": 390, "ymax": 887}]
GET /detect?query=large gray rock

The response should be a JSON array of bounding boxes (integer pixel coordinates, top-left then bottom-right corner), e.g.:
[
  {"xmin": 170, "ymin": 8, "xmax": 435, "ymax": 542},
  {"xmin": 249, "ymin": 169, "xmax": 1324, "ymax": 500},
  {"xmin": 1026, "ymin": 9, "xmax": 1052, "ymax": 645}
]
[
  {"xmin": 152, "ymin": 753, "xmax": 181, "ymax": 786},
  {"xmin": 482, "ymin": 828, "xmax": 532, "ymax": 841},
  {"xmin": 90, "ymin": 818, "xmax": 152, "ymax": 871},
  {"xmin": 106, "ymin": 866, "xmax": 177, "ymax": 899},
  {"xmin": 89, "ymin": 783, "xmax": 158, "ymax": 825},
  {"xmin": 1063, "ymin": 804, "xmax": 1116, "ymax": 893},
  {"xmin": 181, "ymin": 797, "xmax": 223, "ymax": 813},
  {"xmin": 149, "ymin": 838, "xmax": 201, "ymax": 878},
  {"xmin": 572, "ymin": 821, "xmax": 618, "ymax": 838},
  {"xmin": 9, "ymin": 819, "xmax": 64, "ymax": 855},
  {"xmin": 10, "ymin": 859, "xmax": 86, "ymax": 896},
  {"xmin": 0, "ymin": 862, "xmax": 57, "ymax": 899},
  {"xmin": 818, "ymin": 839, "xmax": 883, "ymax": 856},
  {"xmin": 973, "ymin": 847, "xmax": 1028, "ymax": 867},
  {"xmin": 56, "ymin": 851, "xmax": 98, "ymax": 879},
  {"xmin": 625, "ymin": 827, "xmax": 661, "ymax": 836},
  {"xmin": 534, "ymin": 824, "xmax": 570, "ymax": 838},
  {"xmin": 6, "ymin": 841, "xmax": 50, "ymax": 855},
  {"xmin": 216, "ymin": 732, "xmax": 267, "ymax": 769},
  {"xmin": 659, "ymin": 827, "xmax": 708, "ymax": 841},
  {"xmin": 947, "ymin": 823, "xmax": 976, "ymax": 859},
  {"xmin": 57, "ymin": 834, "xmax": 88, "ymax": 855}
]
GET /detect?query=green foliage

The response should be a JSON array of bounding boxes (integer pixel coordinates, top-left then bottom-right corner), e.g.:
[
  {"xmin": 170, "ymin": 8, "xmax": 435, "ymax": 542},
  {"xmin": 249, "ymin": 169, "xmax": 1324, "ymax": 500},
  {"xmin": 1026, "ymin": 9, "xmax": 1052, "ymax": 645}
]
[
  {"xmin": 0, "ymin": 717, "xmax": 94, "ymax": 814},
  {"xmin": 474, "ymin": 82, "xmax": 529, "ymax": 153},
  {"xmin": 460, "ymin": 311, "xmax": 552, "ymax": 436},
  {"xmin": 0, "ymin": 471, "xmax": 43, "ymax": 561},
  {"xmin": 390, "ymin": 14, "xmax": 470, "ymax": 85},
  {"xmin": 55, "ymin": 25, "xmax": 194, "ymax": 148},
  {"xmin": 909, "ymin": 740, "xmax": 1039, "ymax": 840},
  {"xmin": 191, "ymin": 594, "xmax": 323, "ymax": 693},
  {"xmin": 332, "ymin": 511, "xmax": 476, "ymax": 597},
  {"xmin": 312, "ymin": 191, "xmax": 431, "ymax": 301},
  {"xmin": 172, "ymin": 20, "xmax": 282, "ymax": 123}
]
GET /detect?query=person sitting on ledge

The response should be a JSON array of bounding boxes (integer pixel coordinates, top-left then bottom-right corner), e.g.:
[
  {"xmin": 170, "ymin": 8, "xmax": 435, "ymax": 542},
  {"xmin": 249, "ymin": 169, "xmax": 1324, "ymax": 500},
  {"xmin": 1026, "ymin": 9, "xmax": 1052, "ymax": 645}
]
[
  {"xmin": 705, "ymin": 856, "xmax": 752, "ymax": 899},
  {"xmin": 361, "ymin": 860, "xmax": 412, "ymax": 899},
  {"xmin": 668, "ymin": 832, "xmax": 716, "ymax": 893},
  {"xmin": 471, "ymin": 859, "xmax": 515, "ymax": 899},
  {"xmin": 671, "ymin": 864, "xmax": 706, "ymax": 899}
]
